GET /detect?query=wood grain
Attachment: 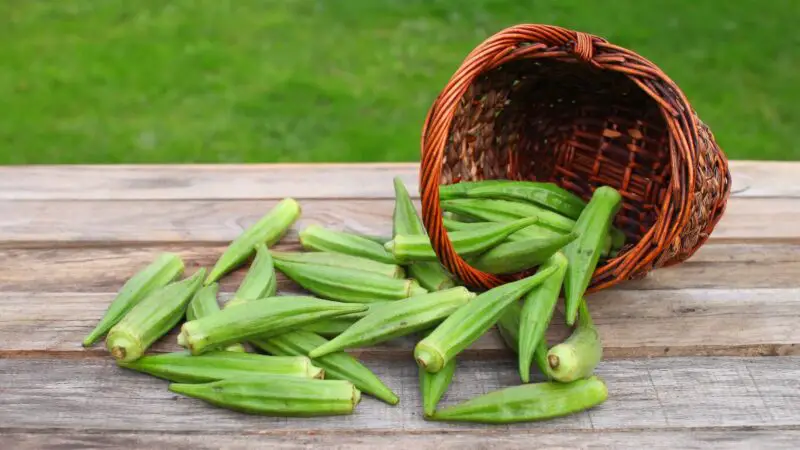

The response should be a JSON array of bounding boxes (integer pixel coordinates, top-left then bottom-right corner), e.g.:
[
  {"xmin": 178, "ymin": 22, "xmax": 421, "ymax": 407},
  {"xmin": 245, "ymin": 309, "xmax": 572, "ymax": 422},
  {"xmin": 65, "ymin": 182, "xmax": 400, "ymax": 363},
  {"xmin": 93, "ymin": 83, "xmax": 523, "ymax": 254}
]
[
  {"xmin": 2, "ymin": 242, "xmax": 799, "ymax": 293},
  {"xmin": 2, "ymin": 287, "xmax": 796, "ymax": 358},
  {"xmin": 0, "ymin": 196, "xmax": 798, "ymax": 245},
  {"xmin": 1, "ymin": 357, "xmax": 798, "ymax": 432},
  {"xmin": 3, "ymin": 430, "xmax": 799, "ymax": 450},
  {"xmin": 0, "ymin": 161, "xmax": 794, "ymax": 200}
]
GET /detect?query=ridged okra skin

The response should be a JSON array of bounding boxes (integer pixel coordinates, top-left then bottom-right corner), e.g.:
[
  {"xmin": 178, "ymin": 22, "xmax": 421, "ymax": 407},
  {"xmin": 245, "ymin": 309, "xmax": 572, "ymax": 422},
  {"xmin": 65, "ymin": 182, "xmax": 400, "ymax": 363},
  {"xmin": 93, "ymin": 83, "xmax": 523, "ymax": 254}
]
[
  {"xmin": 518, "ymin": 253, "xmax": 568, "ymax": 383},
  {"xmin": 271, "ymin": 250, "xmax": 405, "ymax": 279},
  {"xmin": 563, "ymin": 186, "xmax": 622, "ymax": 325},
  {"xmin": 118, "ymin": 350, "xmax": 324, "ymax": 382},
  {"xmin": 178, "ymin": 297, "xmax": 366, "ymax": 355},
  {"xmin": 430, "ymin": 376, "xmax": 608, "ymax": 423},
  {"xmin": 441, "ymin": 198, "xmax": 575, "ymax": 233},
  {"xmin": 438, "ymin": 180, "xmax": 587, "ymax": 220},
  {"xmin": 170, "ymin": 376, "xmax": 361, "ymax": 417},
  {"xmin": 414, "ymin": 266, "xmax": 557, "ymax": 374},
  {"xmin": 469, "ymin": 232, "xmax": 576, "ymax": 275},
  {"xmin": 547, "ymin": 300, "xmax": 603, "ymax": 383},
  {"xmin": 420, "ymin": 357, "xmax": 456, "ymax": 417},
  {"xmin": 386, "ymin": 217, "xmax": 539, "ymax": 263},
  {"xmin": 106, "ymin": 269, "xmax": 205, "ymax": 362},
  {"xmin": 186, "ymin": 283, "xmax": 247, "ymax": 352},
  {"xmin": 274, "ymin": 259, "xmax": 427, "ymax": 303},
  {"xmin": 392, "ymin": 176, "xmax": 456, "ymax": 291},
  {"xmin": 206, "ymin": 197, "xmax": 301, "ymax": 284},
  {"xmin": 299, "ymin": 224, "xmax": 397, "ymax": 264},
  {"xmin": 231, "ymin": 243, "xmax": 277, "ymax": 302},
  {"xmin": 83, "ymin": 253, "xmax": 184, "ymax": 347},
  {"xmin": 496, "ymin": 301, "xmax": 553, "ymax": 380},
  {"xmin": 309, "ymin": 287, "xmax": 476, "ymax": 357},
  {"xmin": 251, "ymin": 330, "xmax": 399, "ymax": 405}
]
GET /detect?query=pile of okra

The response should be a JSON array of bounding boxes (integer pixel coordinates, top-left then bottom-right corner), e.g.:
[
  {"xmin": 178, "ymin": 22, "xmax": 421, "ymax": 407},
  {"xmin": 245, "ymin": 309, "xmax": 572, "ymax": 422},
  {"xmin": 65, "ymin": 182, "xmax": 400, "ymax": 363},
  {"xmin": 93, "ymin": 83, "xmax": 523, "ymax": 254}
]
[{"xmin": 82, "ymin": 177, "xmax": 623, "ymax": 423}]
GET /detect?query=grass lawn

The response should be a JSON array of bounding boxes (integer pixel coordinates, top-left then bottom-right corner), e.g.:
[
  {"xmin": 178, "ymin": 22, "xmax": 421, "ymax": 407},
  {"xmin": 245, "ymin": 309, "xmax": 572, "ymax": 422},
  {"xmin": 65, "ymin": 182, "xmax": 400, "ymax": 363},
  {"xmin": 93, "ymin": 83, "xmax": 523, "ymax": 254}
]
[{"xmin": 1, "ymin": 0, "xmax": 797, "ymax": 164}]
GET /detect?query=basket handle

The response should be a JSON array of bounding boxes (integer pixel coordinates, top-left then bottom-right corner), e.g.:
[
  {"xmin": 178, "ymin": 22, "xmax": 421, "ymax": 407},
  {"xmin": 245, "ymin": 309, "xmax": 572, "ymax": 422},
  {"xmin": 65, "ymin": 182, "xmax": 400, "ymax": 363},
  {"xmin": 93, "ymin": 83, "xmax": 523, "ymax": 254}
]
[{"xmin": 419, "ymin": 24, "xmax": 700, "ymax": 290}]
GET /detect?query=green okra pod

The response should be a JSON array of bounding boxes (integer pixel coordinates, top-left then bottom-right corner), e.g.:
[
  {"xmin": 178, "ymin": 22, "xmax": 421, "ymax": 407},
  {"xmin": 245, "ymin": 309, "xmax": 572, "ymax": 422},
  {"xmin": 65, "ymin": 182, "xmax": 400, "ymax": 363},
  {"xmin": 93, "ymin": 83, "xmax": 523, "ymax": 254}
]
[
  {"xmin": 251, "ymin": 330, "xmax": 399, "ymax": 405},
  {"xmin": 547, "ymin": 300, "xmax": 602, "ymax": 383},
  {"xmin": 301, "ymin": 317, "xmax": 356, "ymax": 337},
  {"xmin": 186, "ymin": 283, "xmax": 247, "ymax": 353},
  {"xmin": 518, "ymin": 253, "xmax": 567, "ymax": 383},
  {"xmin": 178, "ymin": 296, "xmax": 367, "ymax": 355},
  {"xmin": 386, "ymin": 217, "xmax": 539, "ymax": 263},
  {"xmin": 170, "ymin": 376, "xmax": 360, "ymax": 417},
  {"xmin": 496, "ymin": 301, "xmax": 553, "ymax": 380},
  {"xmin": 439, "ymin": 179, "xmax": 587, "ymax": 220},
  {"xmin": 231, "ymin": 243, "xmax": 277, "ymax": 302},
  {"xmin": 393, "ymin": 176, "xmax": 456, "ymax": 291},
  {"xmin": 299, "ymin": 224, "xmax": 396, "ymax": 264},
  {"xmin": 106, "ymin": 269, "xmax": 205, "ymax": 362},
  {"xmin": 563, "ymin": 186, "xmax": 622, "ymax": 325},
  {"xmin": 82, "ymin": 253, "xmax": 184, "ymax": 347},
  {"xmin": 274, "ymin": 260, "xmax": 427, "ymax": 303},
  {"xmin": 469, "ymin": 232, "xmax": 577, "ymax": 275},
  {"xmin": 118, "ymin": 350, "xmax": 324, "ymax": 382},
  {"xmin": 414, "ymin": 266, "xmax": 558, "ymax": 373},
  {"xmin": 206, "ymin": 198, "xmax": 301, "ymax": 284},
  {"xmin": 420, "ymin": 357, "xmax": 456, "ymax": 418},
  {"xmin": 308, "ymin": 287, "xmax": 476, "ymax": 358},
  {"xmin": 430, "ymin": 376, "xmax": 608, "ymax": 423},
  {"xmin": 442, "ymin": 198, "xmax": 575, "ymax": 234},
  {"xmin": 270, "ymin": 250, "xmax": 405, "ymax": 279}
]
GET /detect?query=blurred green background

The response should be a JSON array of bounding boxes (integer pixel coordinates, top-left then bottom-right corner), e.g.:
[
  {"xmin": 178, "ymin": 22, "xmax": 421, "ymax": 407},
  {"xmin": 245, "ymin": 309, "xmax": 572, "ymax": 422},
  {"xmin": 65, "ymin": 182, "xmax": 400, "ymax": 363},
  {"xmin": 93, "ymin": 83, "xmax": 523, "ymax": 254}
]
[{"xmin": 1, "ymin": 0, "xmax": 797, "ymax": 164}]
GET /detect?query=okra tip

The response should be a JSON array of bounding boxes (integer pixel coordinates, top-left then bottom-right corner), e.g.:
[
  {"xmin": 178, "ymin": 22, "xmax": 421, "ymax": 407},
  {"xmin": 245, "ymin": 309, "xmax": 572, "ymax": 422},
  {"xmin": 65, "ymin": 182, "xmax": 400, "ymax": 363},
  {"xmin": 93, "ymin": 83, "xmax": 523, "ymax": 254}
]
[
  {"xmin": 168, "ymin": 382, "xmax": 201, "ymax": 397},
  {"xmin": 414, "ymin": 342, "xmax": 445, "ymax": 373}
]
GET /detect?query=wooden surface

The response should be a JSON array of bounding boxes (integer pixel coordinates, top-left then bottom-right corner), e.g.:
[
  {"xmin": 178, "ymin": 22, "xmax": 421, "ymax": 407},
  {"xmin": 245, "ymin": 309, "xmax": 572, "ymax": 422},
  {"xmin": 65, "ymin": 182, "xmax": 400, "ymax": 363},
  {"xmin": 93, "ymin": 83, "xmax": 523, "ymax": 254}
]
[{"xmin": 1, "ymin": 161, "xmax": 799, "ymax": 449}]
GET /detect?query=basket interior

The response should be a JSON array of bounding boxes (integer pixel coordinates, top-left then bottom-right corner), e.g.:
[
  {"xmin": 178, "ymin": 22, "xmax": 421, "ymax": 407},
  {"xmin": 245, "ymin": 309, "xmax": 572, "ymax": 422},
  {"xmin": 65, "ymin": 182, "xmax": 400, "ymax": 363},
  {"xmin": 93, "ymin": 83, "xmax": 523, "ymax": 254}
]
[{"xmin": 441, "ymin": 58, "xmax": 672, "ymax": 245}]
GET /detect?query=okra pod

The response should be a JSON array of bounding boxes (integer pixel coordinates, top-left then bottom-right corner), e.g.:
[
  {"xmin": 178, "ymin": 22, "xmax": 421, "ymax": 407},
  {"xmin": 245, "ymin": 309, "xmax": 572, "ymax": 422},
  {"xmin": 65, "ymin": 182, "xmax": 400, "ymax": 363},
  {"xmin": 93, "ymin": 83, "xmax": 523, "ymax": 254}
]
[
  {"xmin": 118, "ymin": 350, "xmax": 324, "ymax": 382},
  {"xmin": 271, "ymin": 250, "xmax": 405, "ymax": 279},
  {"xmin": 414, "ymin": 266, "xmax": 557, "ymax": 373},
  {"xmin": 170, "ymin": 376, "xmax": 360, "ymax": 417},
  {"xmin": 442, "ymin": 198, "xmax": 575, "ymax": 233},
  {"xmin": 496, "ymin": 301, "xmax": 553, "ymax": 380},
  {"xmin": 299, "ymin": 224, "xmax": 396, "ymax": 264},
  {"xmin": 563, "ymin": 186, "xmax": 622, "ymax": 325},
  {"xmin": 439, "ymin": 179, "xmax": 587, "ymax": 220},
  {"xmin": 82, "ymin": 253, "xmax": 184, "ymax": 347},
  {"xmin": 518, "ymin": 253, "xmax": 567, "ymax": 383},
  {"xmin": 231, "ymin": 243, "xmax": 277, "ymax": 303},
  {"xmin": 309, "ymin": 287, "xmax": 476, "ymax": 358},
  {"xmin": 547, "ymin": 300, "xmax": 602, "ymax": 383},
  {"xmin": 178, "ymin": 296, "xmax": 367, "ymax": 355},
  {"xmin": 106, "ymin": 269, "xmax": 205, "ymax": 362},
  {"xmin": 386, "ymin": 217, "xmax": 539, "ymax": 263},
  {"xmin": 206, "ymin": 198, "xmax": 301, "ymax": 284},
  {"xmin": 186, "ymin": 283, "xmax": 247, "ymax": 353},
  {"xmin": 301, "ymin": 317, "xmax": 356, "ymax": 337},
  {"xmin": 420, "ymin": 357, "xmax": 456, "ymax": 417},
  {"xmin": 430, "ymin": 376, "xmax": 608, "ymax": 423},
  {"xmin": 274, "ymin": 260, "xmax": 427, "ymax": 302},
  {"xmin": 251, "ymin": 330, "xmax": 399, "ymax": 405},
  {"xmin": 469, "ymin": 232, "xmax": 577, "ymax": 275},
  {"xmin": 393, "ymin": 176, "xmax": 456, "ymax": 291}
]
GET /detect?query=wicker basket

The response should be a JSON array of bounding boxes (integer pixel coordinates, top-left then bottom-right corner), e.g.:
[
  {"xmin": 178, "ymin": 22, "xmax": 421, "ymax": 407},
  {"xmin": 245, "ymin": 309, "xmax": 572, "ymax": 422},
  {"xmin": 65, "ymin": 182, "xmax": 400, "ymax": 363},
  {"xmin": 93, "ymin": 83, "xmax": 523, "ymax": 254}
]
[{"xmin": 419, "ymin": 24, "xmax": 731, "ymax": 292}]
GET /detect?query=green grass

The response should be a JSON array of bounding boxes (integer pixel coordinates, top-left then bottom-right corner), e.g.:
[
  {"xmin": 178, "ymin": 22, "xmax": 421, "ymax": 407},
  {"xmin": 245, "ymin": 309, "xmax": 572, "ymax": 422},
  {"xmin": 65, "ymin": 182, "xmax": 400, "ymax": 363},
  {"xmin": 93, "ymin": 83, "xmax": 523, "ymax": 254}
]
[{"xmin": 1, "ymin": 0, "xmax": 797, "ymax": 164}]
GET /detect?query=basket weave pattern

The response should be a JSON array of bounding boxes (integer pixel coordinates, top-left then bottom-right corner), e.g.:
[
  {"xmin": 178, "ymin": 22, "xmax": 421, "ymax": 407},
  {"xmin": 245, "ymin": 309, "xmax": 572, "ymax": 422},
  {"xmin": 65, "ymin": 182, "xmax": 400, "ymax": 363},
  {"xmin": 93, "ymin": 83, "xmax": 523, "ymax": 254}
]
[{"xmin": 419, "ymin": 24, "xmax": 731, "ymax": 291}]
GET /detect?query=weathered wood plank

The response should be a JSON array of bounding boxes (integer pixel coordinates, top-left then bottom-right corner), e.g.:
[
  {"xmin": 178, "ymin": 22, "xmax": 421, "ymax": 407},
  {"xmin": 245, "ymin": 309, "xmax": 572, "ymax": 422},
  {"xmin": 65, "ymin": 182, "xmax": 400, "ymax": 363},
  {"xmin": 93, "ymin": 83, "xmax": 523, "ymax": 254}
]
[
  {"xmin": 0, "ymin": 196, "xmax": 797, "ymax": 245},
  {"xmin": 3, "ymin": 429, "xmax": 799, "ymax": 450},
  {"xmin": 2, "ymin": 242, "xmax": 798, "ymax": 294},
  {"xmin": 0, "ymin": 357, "xmax": 798, "ymax": 432},
  {"xmin": 1, "ymin": 287, "xmax": 796, "ymax": 358},
  {"xmin": 0, "ymin": 161, "xmax": 794, "ymax": 200}
]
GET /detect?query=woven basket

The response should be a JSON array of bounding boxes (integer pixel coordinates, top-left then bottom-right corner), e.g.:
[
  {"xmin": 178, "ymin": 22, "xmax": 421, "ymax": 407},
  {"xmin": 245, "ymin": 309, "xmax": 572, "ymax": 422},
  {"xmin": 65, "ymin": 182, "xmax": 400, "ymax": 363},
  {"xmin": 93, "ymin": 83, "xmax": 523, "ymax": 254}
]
[{"xmin": 419, "ymin": 24, "xmax": 731, "ymax": 292}]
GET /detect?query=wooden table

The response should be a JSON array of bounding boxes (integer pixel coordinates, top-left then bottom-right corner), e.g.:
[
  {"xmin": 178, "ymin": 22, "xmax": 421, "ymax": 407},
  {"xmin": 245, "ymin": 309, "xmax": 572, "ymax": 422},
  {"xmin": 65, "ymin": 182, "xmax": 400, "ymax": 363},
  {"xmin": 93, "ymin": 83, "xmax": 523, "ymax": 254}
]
[{"xmin": 0, "ymin": 162, "xmax": 798, "ymax": 449}]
